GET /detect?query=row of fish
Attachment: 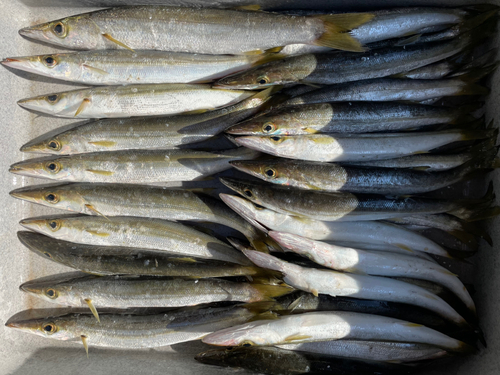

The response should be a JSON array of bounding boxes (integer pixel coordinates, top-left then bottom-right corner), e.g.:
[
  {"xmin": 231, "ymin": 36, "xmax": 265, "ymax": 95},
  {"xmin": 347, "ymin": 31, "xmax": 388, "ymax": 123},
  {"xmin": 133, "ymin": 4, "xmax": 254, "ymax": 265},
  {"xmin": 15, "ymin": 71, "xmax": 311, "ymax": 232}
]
[{"xmin": 4, "ymin": 4, "xmax": 499, "ymax": 375}]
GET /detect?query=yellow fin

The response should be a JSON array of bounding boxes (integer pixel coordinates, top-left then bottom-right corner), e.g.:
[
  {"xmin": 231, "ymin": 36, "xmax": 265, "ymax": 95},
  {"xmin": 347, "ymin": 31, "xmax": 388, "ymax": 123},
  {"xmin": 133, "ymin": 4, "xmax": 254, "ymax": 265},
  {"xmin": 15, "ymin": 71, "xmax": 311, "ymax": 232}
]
[
  {"xmin": 84, "ymin": 298, "xmax": 100, "ymax": 323},
  {"xmin": 170, "ymin": 257, "xmax": 197, "ymax": 263},
  {"xmin": 75, "ymin": 98, "xmax": 91, "ymax": 117},
  {"xmin": 252, "ymin": 283, "xmax": 294, "ymax": 301},
  {"xmin": 305, "ymin": 182, "xmax": 322, "ymax": 191},
  {"xmin": 311, "ymin": 288, "xmax": 319, "ymax": 297},
  {"xmin": 252, "ymin": 53, "xmax": 286, "ymax": 67},
  {"xmin": 85, "ymin": 169, "xmax": 115, "ymax": 176},
  {"xmin": 311, "ymin": 136, "xmax": 334, "ymax": 144},
  {"xmin": 265, "ymin": 46, "xmax": 283, "ymax": 53},
  {"xmin": 314, "ymin": 13, "xmax": 375, "ymax": 52},
  {"xmin": 81, "ymin": 335, "xmax": 89, "ymax": 358},
  {"xmin": 88, "ymin": 140, "xmax": 117, "ymax": 148},
  {"xmin": 248, "ymin": 311, "xmax": 279, "ymax": 322},
  {"xmin": 284, "ymin": 334, "xmax": 312, "ymax": 343},
  {"xmin": 243, "ymin": 49, "xmax": 265, "ymax": 55},
  {"xmin": 404, "ymin": 322, "xmax": 424, "ymax": 328},
  {"xmin": 85, "ymin": 229, "xmax": 110, "ymax": 237},
  {"xmin": 395, "ymin": 244, "xmax": 414, "ymax": 253},
  {"xmin": 303, "ymin": 127, "xmax": 319, "ymax": 134},
  {"xmin": 234, "ymin": 4, "xmax": 261, "ymax": 11},
  {"xmin": 102, "ymin": 33, "xmax": 135, "ymax": 52},
  {"xmin": 82, "ymin": 64, "xmax": 109, "ymax": 75},
  {"xmin": 84, "ymin": 203, "xmax": 109, "ymax": 220}
]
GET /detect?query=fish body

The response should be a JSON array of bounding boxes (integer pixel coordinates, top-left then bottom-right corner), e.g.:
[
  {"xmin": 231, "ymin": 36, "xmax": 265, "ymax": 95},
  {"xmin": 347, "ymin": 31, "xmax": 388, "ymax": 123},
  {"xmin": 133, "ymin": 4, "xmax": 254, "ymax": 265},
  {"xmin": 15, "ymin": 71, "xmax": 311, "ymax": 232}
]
[
  {"xmin": 6, "ymin": 304, "xmax": 259, "ymax": 349},
  {"xmin": 19, "ymin": 215, "xmax": 249, "ymax": 265},
  {"xmin": 18, "ymin": 6, "xmax": 374, "ymax": 54},
  {"xmin": 279, "ymin": 341, "xmax": 447, "ymax": 363},
  {"xmin": 10, "ymin": 148, "xmax": 260, "ymax": 183},
  {"xmin": 221, "ymin": 178, "xmax": 473, "ymax": 222},
  {"xmin": 18, "ymin": 231, "xmax": 262, "ymax": 277},
  {"xmin": 20, "ymin": 88, "xmax": 274, "ymax": 154},
  {"xmin": 17, "ymin": 84, "xmax": 255, "ymax": 118},
  {"xmin": 242, "ymin": 250, "xmax": 465, "ymax": 324},
  {"xmin": 20, "ymin": 274, "xmax": 292, "ymax": 309},
  {"xmin": 216, "ymin": 36, "xmax": 470, "ymax": 89},
  {"xmin": 285, "ymin": 78, "xmax": 488, "ymax": 105},
  {"xmin": 2, "ymin": 50, "xmax": 281, "ymax": 85},
  {"xmin": 230, "ymin": 155, "xmax": 496, "ymax": 195},
  {"xmin": 196, "ymin": 346, "xmax": 411, "ymax": 375},
  {"xmin": 234, "ymin": 129, "xmax": 492, "ymax": 162},
  {"xmin": 10, "ymin": 183, "xmax": 267, "ymax": 251},
  {"xmin": 219, "ymin": 194, "xmax": 449, "ymax": 257},
  {"xmin": 270, "ymin": 231, "xmax": 475, "ymax": 312},
  {"xmin": 226, "ymin": 102, "xmax": 469, "ymax": 135}
]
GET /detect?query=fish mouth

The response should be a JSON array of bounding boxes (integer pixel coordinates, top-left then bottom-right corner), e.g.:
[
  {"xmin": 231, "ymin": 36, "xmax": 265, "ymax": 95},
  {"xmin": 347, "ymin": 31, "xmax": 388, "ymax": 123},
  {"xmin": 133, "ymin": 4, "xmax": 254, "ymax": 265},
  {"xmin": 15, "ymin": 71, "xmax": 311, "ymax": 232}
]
[
  {"xmin": 1, "ymin": 57, "xmax": 22, "ymax": 67},
  {"xmin": 234, "ymin": 136, "xmax": 274, "ymax": 154},
  {"xmin": 19, "ymin": 23, "xmax": 48, "ymax": 38},
  {"xmin": 219, "ymin": 177, "xmax": 247, "ymax": 196},
  {"xmin": 9, "ymin": 162, "xmax": 41, "ymax": 177},
  {"xmin": 219, "ymin": 194, "xmax": 268, "ymax": 233},
  {"xmin": 229, "ymin": 161, "xmax": 261, "ymax": 179},
  {"xmin": 9, "ymin": 186, "xmax": 43, "ymax": 203},
  {"xmin": 19, "ymin": 282, "xmax": 42, "ymax": 295},
  {"xmin": 19, "ymin": 218, "xmax": 46, "ymax": 233}
]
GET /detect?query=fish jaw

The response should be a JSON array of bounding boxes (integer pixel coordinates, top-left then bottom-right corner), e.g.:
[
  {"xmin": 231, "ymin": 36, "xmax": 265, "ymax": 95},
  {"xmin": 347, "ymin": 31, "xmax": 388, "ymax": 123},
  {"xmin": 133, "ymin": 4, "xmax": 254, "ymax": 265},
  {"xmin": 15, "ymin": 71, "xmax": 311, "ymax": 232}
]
[
  {"xmin": 5, "ymin": 315, "xmax": 77, "ymax": 341},
  {"xmin": 229, "ymin": 161, "xmax": 265, "ymax": 180},
  {"xmin": 10, "ymin": 183, "xmax": 86, "ymax": 213},
  {"xmin": 9, "ymin": 159, "xmax": 49, "ymax": 179},
  {"xmin": 18, "ymin": 90, "xmax": 85, "ymax": 118},
  {"xmin": 234, "ymin": 136, "xmax": 278, "ymax": 155},
  {"xmin": 219, "ymin": 194, "xmax": 269, "ymax": 234},
  {"xmin": 1, "ymin": 55, "xmax": 44, "ymax": 76},
  {"xmin": 19, "ymin": 217, "xmax": 52, "ymax": 235}
]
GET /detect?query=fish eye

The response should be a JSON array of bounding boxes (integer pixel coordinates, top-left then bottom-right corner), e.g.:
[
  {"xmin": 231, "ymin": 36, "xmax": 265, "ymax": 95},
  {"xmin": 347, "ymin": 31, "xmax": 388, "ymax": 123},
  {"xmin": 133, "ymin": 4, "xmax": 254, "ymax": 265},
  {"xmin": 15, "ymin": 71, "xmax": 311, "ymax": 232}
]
[
  {"xmin": 270, "ymin": 136, "xmax": 282, "ymax": 143},
  {"xmin": 42, "ymin": 322, "xmax": 57, "ymax": 334},
  {"xmin": 265, "ymin": 168, "xmax": 277, "ymax": 178},
  {"xmin": 45, "ymin": 193, "xmax": 59, "ymax": 204},
  {"xmin": 43, "ymin": 56, "xmax": 57, "ymax": 67},
  {"xmin": 262, "ymin": 122, "xmax": 276, "ymax": 134},
  {"xmin": 48, "ymin": 220, "xmax": 61, "ymax": 231},
  {"xmin": 45, "ymin": 288, "xmax": 58, "ymax": 299},
  {"xmin": 53, "ymin": 22, "xmax": 66, "ymax": 38},
  {"xmin": 45, "ymin": 161, "xmax": 61, "ymax": 173},
  {"xmin": 256, "ymin": 75, "xmax": 270, "ymax": 85},
  {"xmin": 243, "ymin": 189, "xmax": 253, "ymax": 198},
  {"xmin": 47, "ymin": 140, "xmax": 61, "ymax": 151},
  {"xmin": 47, "ymin": 95, "xmax": 59, "ymax": 103},
  {"xmin": 43, "ymin": 252, "xmax": 52, "ymax": 258},
  {"xmin": 241, "ymin": 341, "xmax": 254, "ymax": 347}
]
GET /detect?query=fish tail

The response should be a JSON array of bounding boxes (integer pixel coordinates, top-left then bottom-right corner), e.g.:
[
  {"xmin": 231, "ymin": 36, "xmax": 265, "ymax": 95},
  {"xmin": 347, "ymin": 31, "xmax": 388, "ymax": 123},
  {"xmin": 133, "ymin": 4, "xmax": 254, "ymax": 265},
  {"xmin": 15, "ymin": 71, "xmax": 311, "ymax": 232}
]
[
  {"xmin": 455, "ymin": 341, "xmax": 478, "ymax": 354},
  {"xmin": 252, "ymin": 283, "xmax": 294, "ymax": 301},
  {"xmin": 459, "ymin": 63, "xmax": 498, "ymax": 84},
  {"xmin": 460, "ymin": 7, "xmax": 499, "ymax": 32},
  {"xmin": 313, "ymin": 13, "xmax": 375, "ymax": 52},
  {"xmin": 459, "ymin": 127, "xmax": 498, "ymax": 142},
  {"xmin": 450, "ymin": 182, "xmax": 500, "ymax": 221}
]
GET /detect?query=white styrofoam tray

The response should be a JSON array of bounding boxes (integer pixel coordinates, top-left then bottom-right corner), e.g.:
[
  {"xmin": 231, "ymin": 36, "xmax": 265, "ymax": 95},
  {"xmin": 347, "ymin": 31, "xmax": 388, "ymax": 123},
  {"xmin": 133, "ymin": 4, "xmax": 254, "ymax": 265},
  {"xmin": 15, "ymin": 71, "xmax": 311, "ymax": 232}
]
[{"xmin": 0, "ymin": 1, "xmax": 499, "ymax": 374}]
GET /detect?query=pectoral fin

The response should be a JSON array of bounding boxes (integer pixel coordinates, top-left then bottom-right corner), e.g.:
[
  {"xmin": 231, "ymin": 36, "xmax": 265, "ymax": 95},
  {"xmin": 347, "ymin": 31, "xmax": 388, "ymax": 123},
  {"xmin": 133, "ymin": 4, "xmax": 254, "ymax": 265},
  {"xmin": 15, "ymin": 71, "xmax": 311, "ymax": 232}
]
[
  {"xmin": 81, "ymin": 335, "xmax": 89, "ymax": 357},
  {"xmin": 102, "ymin": 33, "xmax": 135, "ymax": 52},
  {"xmin": 88, "ymin": 140, "xmax": 117, "ymax": 148},
  {"xmin": 84, "ymin": 203, "xmax": 109, "ymax": 220},
  {"xmin": 84, "ymin": 298, "xmax": 100, "ymax": 323},
  {"xmin": 75, "ymin": 98, "xmax": 91, "ymax": 117},
  {"xmin": 86, "ymin": 169, "xmax": 115, "ymax": 176},
  {"xmin": 82, "ymin": 64, "xmax": 109, "ymax": 75},
  {"xmin": 284, "ymin": 334, "xmax": 312, "ymax": 343}
]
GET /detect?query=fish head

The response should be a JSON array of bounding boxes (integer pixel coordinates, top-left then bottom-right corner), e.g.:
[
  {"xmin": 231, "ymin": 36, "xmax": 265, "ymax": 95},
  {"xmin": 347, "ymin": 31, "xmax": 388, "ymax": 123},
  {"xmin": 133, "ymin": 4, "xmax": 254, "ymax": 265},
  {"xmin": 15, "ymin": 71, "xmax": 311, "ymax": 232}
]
[
  {"xmin": 19, "ymin": 214, "xmax": 86, "ymax": 241},
  {"xmin": 20, "ymin": 277, "xmax": 76, "ymax": 306},
  {"xmin": 9, "ymin": 155, "xmax": 75, "ymax": 181},
  {"xmin": 230, "ymin": 160, "xmax": 293, "ymax": 186},
  {"xmin": 6, "ymin": 314, "xmax": 78, "ymax": 341},
  {"xmin": 226, "ymin": 108, "xmax": 300, "ymax": 136},
  {"xmin": 17, "ymin": 89, "xmax": 89, "ymax": 117},
  {"xmin": 17, "ymin": 230, "xmax": 77, "ymax": 267},
  {"xmin": 20, "ymin": 127, "xmax": 77, "ymax": 154},
  {"xmin": 19, "ymin": 14, "xmax": 101, "ymax": 50},
  {"xmin": 235, "ymin": 135, "xmax": 294, "ymax": 157},
  {"xmin": 10, "ymin": 183, "xmax": 87, "ymax": 213},
  {"xmin": 220, "ymin": 177, "xmax": 278, "ymax": 207},
  {"xmin": 1, "ymin": 53, "xmax": 77, "ymax": 81}
]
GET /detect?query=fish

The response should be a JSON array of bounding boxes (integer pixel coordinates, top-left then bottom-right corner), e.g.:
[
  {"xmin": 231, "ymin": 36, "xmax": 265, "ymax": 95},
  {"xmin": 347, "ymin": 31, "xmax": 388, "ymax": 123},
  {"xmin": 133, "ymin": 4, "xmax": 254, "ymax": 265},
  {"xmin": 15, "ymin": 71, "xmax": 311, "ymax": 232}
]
[
  {"xmin": 19, "ymin": 87, "xmax": 277, "ymax": 154},
  {"xmin": 342, "ymin": 139, "xmax": 497, "ymax": 171},
  {"xmin": 9, "ymin": 183, "xmax": 269, "ymax": 252},
  {"xmin": 18, "ymin": 6, "xmax": 374, "ymax": 54},
  {"xmin": 241, "ymin": 249, "xmax": 466, "ymax": 325},
  {"xmin": 233, "ymin": 129, "xmax": 496, "ymax": 162},
  {"xmin": 215, "ymin": 35, "xmax": 474, "ymax": 89},
  {"xmin": 269, "ymin": 231, "xmax": 475, "ymax": 312},
  {"xmin": 278, "ymin": 341, "xmax": 448, "ymax": 363},
  {"xmin": 284, "ymin": 77, "xmax": 489, "ymax": 105},
  {"xmin": 17, "ymin": 231, "xmax": 270, "ymax": 278},
  {"xmin": 225, "ymin": 102, "xmax": 479, "ymax": 135},
  {"xmin": 19, "ymin": 214, "xmax": 253, "ymax": 265},
  {"xmin": 280, "ymin": 8, "xmax": 498, "ymax": 56},
  {"xmin": 1, "ymin": 50, "xmax": 284, "ymax": 85},
  {"xmin": 219, "ymin": 194, "xmax": 450, "ymax": 257},
  {"xmin": 20, "ymin": 274, "xmax": 293, "ymax": 319},
  {"xmin": 229, "ymin": 153, "xmax": 498, "ymax": 195},
  {"xmin": 202, "ymin": 310, "xmax": 472, "ymax": 351},
  {"xmin": 6, "ymin": 303, "xmax": 266, "ymax": 350},
  {"xmin": 196, "ymin": 346, "xmax": 413, "ymax": 375},
  {"xmin": 220, "ymin": 178, "xmax": 491, "ymax": 222},
  {"xmin": 17, "ymin": 84, "xmax": 256, "ymax": 118},
  {"xmin": 9, "ymin": 147, "xmax": 260, "ymax": 183}
]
